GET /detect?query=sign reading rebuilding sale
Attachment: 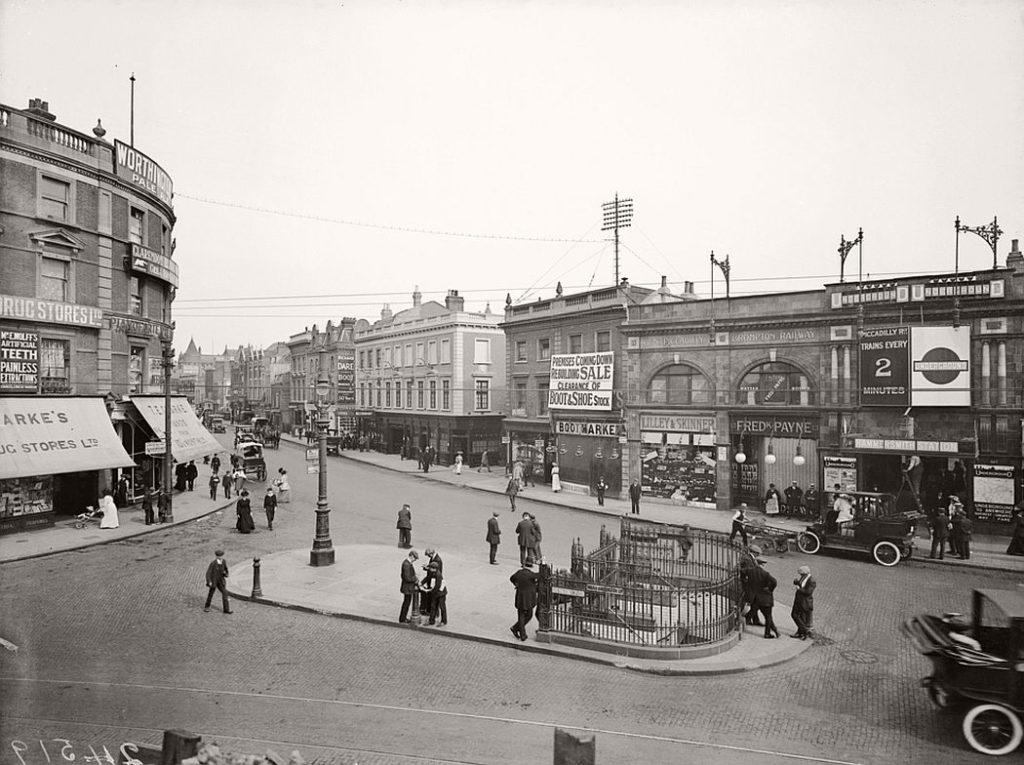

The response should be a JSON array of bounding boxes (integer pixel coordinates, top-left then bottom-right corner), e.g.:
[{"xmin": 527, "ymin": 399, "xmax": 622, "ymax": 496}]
[{"xmin": 548, "ymin": 352, "xmax": 614, "ymax": 410}]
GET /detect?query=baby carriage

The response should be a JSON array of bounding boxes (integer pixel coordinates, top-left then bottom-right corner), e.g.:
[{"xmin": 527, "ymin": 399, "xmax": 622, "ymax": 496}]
[{"xmin": 74, "ymin": 505, "xmax": 104, "ymax": 528}]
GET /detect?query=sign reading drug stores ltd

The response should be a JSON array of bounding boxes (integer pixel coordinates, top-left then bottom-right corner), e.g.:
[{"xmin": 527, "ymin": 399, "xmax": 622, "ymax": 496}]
[{"xmin": 548, "ymin": 352, "xmax": 614, "ymax": 411}]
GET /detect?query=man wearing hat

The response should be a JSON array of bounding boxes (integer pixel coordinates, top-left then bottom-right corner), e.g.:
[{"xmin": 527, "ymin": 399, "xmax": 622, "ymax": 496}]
[
  {"xmin": 753, "ymin": 557, "xmax": 779, "ymax": 639},
  {"xmin": 784, "ymin": 481, "xmax": 803, "ymax": 519},
  {"xmin": 204, "ymin": 549, "xmax": 232, "ymax": 614},
  {"xmin": 791, "ymin": 564, "xmax": 816, "ymax": 640},
  {"xmin": 515, "ymin": 512, "xmax": 536, "ymax": 566},
  {"xmin": 421, "ymin": 561, "xmax": 447, "ymax": 626},
  {"xmin": 399, "ymin": 550, "xmax": 420, "ymax": 623},
  {"xmin": 486, "ymin": 511, "xmax": 501, "ymax": 564},
  {"xmin": 509, "ymin": 557, "xmax": 539, "ymax": 641},
  {"xmin": 263, "ymin": 486, "xmax": 277, "ymax": 530}
]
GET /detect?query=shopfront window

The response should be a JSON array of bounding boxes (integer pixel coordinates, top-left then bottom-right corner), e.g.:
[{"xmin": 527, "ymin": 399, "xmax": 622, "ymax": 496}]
[
  {"xmin": 647, "ymin": 364, "xmax": 711, "ymax": 404},
  {"xmin": 737, "ymin": 362, "xmax": 813, "ymax": 406},
  {"xmin": 40, "ymin": 338, "xmax": 70, "ymax": 393}
]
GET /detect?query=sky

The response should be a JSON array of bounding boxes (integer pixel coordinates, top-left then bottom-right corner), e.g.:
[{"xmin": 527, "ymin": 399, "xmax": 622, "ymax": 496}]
[{"xmin": 2, "ymin": 0, "xmax": 1022, "ymax": 353}]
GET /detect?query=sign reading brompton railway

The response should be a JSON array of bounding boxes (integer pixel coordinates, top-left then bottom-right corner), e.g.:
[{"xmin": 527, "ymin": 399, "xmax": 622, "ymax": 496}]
[
  {"xmin": 0, "ymin": 295, "xmax": 103, "ymax": 328},
  {"xmin": 548, "ymin": 352, "xmax": 614, "ymax": 411}
]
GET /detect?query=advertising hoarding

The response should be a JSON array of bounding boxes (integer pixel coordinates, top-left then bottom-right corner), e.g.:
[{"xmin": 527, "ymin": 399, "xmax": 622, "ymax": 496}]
[
  {"xmin": 548, "ymin": 352, "xmax": 614, "ymax": 411},
  {"xmin": 910, "ymin": 326, "xmax": 971, "ymax": 406},
  {"xmin": 859, "ymin": 326, "xmax": 909, "ymax": 406},
  {"xmin": 0, "ymin": 328, "xmax": 39, "ymax": 393}
]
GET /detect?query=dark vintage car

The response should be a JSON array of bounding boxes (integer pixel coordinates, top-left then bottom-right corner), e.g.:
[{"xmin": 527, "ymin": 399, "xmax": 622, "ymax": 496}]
[
  {"xmin": 209, "ymin": 415, "xmax": 226, "ymax": 433},
  {"xmin": 903, "ymin": 589, "xmax": 1024, "ymax": 756},
  {"xmin": 795, "ymin": 491, "xmax": 921, "ymax": 566},
  {"xmin": 235, "ymin": 441, "xmax": 267, "ymax": 482}
]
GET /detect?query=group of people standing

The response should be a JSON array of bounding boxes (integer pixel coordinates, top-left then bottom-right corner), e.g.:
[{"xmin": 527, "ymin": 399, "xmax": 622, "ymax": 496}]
[
  {"xmin": 399, "ymin": 547, "xmax": 447, "ymax": 626},
  {"xmin": 740, "ymin": 548, "xmax": 816, "ymax": 641},
  {"xmin": 929, "ymin": 497, "xmax": 974, "ymax": 560}
]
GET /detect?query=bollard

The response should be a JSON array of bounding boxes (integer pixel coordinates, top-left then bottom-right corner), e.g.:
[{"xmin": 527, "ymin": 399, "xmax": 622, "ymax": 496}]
[
  {"xmin": 553, "ymin": 728, "xmax": 595, "ymax": 765},
  {"xmin": 251, "ymin": 557, "xmax": 263, "ymax": 599},
  {"xmin": 160, "ymin": 730, "xmax": 200, "ymax": 765},
  {"xmin": 410, "ymin": 589, "xmax": 421, "ymax": 626}
]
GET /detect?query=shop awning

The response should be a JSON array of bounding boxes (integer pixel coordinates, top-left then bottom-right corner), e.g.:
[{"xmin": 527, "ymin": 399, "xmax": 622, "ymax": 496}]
[
  {"xmin": 130, "ymin": 395, "xmax": 222, "ymax": 463},
  {"xmin": 0, "ymin": 397, "xmax": 136, "ymax": 480}
]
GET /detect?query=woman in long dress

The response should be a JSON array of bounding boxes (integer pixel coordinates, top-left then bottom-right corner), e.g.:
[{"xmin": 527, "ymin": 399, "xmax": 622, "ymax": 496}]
[
  {"xmin": 98, "ymin": 490, "xmax": 120, "ymax": 529},
  {"xmin": 235, "ymin": 490, "xmax": 255, "ymax": 534},
  {"xmin": 551, "ymin": 463, "xmax": 562, "ymax": 493},
  {"xmin": 274, "ymin": 468, "xmax": 291, "ymax": 504}
]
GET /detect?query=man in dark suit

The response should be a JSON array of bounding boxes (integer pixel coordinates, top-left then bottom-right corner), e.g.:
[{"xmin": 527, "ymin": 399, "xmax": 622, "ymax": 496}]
[
  {"xmin": 486, "ymin": 512, "xmax": 501, "ymax": 564},
  {"xmin": 754, "ymin": 558, "xmax": 779, "ymax": 639},
  {"xmin": 423, "ymin": 548, "xmax": 443, "ymax": 575},
  {"xmin": 399, "ymin": 550, "xmax": 419, "ymax": 623},
  {"xmin": 628, "ymin": 481, "xmax": 642, "ymax": 514},
  {"xmin": 204, "ymin": 549, "xmax": 232, "ymax": 614},
  {"xmin": 509, "ymin": 558, "xmax": 539, "ymax": 641},
  {"xmin": 791, "ymin": 564, "xmax": 816, "ymax": 640},
  {"xmin": 515, "ymin": 513, "xmax": 536, "ymax": 566},
  {"xmin": 396, "ymin": 504, "xmax": 412, "ymax": 548}
]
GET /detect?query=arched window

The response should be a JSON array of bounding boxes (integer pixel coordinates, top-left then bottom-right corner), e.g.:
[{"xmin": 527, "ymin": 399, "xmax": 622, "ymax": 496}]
[
  {"xmin": 736, "ymin": 362, "xmax": 814, "ymax": 405},
  {"xmin": 647, "ymin": 364, "xmax": 711, "ymax": 405}
]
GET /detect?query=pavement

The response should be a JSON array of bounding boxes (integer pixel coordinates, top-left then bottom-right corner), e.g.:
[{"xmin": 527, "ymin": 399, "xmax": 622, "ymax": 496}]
[{"xmin": 3, "ymin": 431, "xmax": 1021, "ymax": 678}]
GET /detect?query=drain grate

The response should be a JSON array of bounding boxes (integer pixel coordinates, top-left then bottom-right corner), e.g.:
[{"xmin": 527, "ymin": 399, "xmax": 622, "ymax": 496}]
[{"xmin": 839, "ymin": 647, "xmax": 878, "ymax": 664}]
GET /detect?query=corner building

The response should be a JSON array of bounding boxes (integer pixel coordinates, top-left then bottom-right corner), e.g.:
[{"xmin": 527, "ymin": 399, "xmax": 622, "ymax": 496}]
[
  {"xmin": 622, "ymin": 247, "xmax": 1024, "ymax": 532},
  {"xmin": 0, "ymin": 98, "xmax": 189, "ymax": 532}
]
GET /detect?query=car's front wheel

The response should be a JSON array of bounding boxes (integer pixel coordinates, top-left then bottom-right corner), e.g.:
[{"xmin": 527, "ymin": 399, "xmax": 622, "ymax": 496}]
[
  {"xmin": 963, "ymin": 704, "xmax": 1023, "ymax": 756},
  {"xmin": 797, "ymin": 531, "xmax": 821, "ymax": 554},
  {"xmin": 872, "ymin": 540, "xmax": 901, "ymax": 567}
]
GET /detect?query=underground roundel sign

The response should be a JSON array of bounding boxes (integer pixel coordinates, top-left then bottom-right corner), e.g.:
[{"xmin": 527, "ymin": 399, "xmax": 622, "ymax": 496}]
[{"xmin": 910, "ymin": 326, "xmax": 971, "ymax": 406}]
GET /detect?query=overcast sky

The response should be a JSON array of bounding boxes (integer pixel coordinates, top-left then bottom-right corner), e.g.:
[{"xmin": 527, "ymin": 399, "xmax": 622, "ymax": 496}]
[{"xmin": 2, "ymin": 0, "xmax": 1022, "ymax": 353}]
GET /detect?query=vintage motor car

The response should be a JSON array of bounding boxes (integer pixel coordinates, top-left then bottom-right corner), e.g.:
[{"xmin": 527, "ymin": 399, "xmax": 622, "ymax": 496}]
[
  {"xmin": 903, "ymin": 589, "xmax": 1024, "ymax": 756},
  {"xmin": 796, "ymin": 490, "xmax": 921, "ymax": 566},
  {"xmin": 209, "ymin": 415, "xmax": 226, "ymax": 433},
  {"xmin": 235, "ymin": 441, "xmax": 267, "ymax": 482}
]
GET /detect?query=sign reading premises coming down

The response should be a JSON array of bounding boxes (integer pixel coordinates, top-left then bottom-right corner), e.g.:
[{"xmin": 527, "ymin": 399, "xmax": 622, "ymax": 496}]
[{"xmin": 548, "ymin": 352, "xmax": 614, "ymax": 411}]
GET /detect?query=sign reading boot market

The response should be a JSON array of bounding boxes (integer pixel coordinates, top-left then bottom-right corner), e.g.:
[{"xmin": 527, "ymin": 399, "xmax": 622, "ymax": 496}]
[{"xmin": 548, "ymin": 352, "xmax": 614, "ymax": 411}]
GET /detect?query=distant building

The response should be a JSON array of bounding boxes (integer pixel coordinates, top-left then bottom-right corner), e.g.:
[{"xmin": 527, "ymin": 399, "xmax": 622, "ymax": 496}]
[
  {"xmin": 286, "ymin": 319, "xmax": 359, "ymax": 435},
  {"xmin": 175, "ymin": 338, "xmax": 234, "ymax": 411},
  {"xmin": 355, "ymin": 287, "xmax": 506, "ymax": 465}
]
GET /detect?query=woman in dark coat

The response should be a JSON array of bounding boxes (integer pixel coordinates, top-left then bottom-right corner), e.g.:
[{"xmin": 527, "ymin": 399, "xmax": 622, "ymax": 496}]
[{"xmin": 235, "ymin": 490, "xmax": 255, "ymax": 534}]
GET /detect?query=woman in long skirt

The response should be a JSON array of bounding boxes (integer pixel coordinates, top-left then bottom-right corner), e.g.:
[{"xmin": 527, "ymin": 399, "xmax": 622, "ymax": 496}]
[
  {"xmin": 235, "ymin": 490, "xmax": 255, "ymax": 534},
  {"xmin": 274, "ymin": 468, "xmax": 291, "ymax": 504},
  {"xmin": 551, "ymin": 463, "xmax": 562, "ymax": 493}
]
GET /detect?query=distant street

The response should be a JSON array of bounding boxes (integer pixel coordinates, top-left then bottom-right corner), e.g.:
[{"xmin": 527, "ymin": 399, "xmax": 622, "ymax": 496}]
[{"xmin": 0, "ymin": 436, "xmax": 1014, "ymax": 765}]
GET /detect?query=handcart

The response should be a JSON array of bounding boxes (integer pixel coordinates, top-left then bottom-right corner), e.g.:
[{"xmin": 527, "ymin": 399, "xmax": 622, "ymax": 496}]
[{"xmin": 744, "ymin": 517, "xmax": 797, "ymax": 554}]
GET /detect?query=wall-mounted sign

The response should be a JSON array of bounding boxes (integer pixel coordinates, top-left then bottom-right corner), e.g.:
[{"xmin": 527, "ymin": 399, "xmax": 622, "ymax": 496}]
[
  {"xmin": 730, "ymin": 415, "xmax": 818, "ymax": 439},
  {"xmin": 336, "ymin": 349, "xmax": 356, "ymax": 405},
  {"xmin": 859, "ymin": 326, "xmax": 910, "ymax": 406},
  {"xmin": 852, "ymin": 437, "xmax": 961, "ymax": 454},
  {"xmin": 910, "ymin": 326, "xmax": 970, "ymax": 406},
  {"xmin": 823, "ymin": 456, "xmax": 857, "ymax": 492},
  {"xmin": 107, "ymin": 314, "xmax": 173, "ymax": 341},
  {"xmin": 114, "ymin": 140, "xmax": 174, "ymax": 208},
  {"xmin": 548, "ymin": 352, "xmax": 614, "ymax": 411},
  {"xmin": 973, "ymin": 463, "xmax": 1016, "ymax": 523},
  {"xmin": 554, "ymin": 420, "xmax": 621, "ymax": 437},
  {"xmin": 639, "ymin": 414, "xmax": 715, "ymax": 433},
  {"xmin": 129, "ymin": 244, "xmax": 179, "ymax": 288},
  {"xmin": 0, "ymin": 328, "xmax": 39, "ymax": 392},
  {"xmin": 0, "ymin": 294, "xmax": 103, "ymax": 328}
]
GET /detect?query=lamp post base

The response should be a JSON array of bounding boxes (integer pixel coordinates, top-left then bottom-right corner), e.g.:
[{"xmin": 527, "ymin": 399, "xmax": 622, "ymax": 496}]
[{"xmin": 310, "ymin": 548, "xmax": 336, "ymax": 567}]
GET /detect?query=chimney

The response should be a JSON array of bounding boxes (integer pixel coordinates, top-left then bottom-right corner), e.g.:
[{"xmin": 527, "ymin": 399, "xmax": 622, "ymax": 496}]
[
  {"xmin": 381, "ymin": 304, "xmax": 393, "ymax": 321},
  {"xmin": 412, "ymin": 285, "xmax": 422, "ymax": 307},
  {"xmin": 684, "ymin": 281, "xmax": 694, "ymax": 294},
  {"xmin": 444, "ymin": 289, "xmax": 465, "ymax": 311},
  {"xmin": 1007, "ymin": 238, "xmax": 1023, "ymax": 271},
  {"xmin": 26, "ymin": 99, "xmax": 55, "ymax": 121}
]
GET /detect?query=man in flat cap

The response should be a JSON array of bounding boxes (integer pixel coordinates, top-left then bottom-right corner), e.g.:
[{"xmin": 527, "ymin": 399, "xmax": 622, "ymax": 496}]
[{"xmin": 204, "ymin": 549, "xmax": 232, "ymax": 614}]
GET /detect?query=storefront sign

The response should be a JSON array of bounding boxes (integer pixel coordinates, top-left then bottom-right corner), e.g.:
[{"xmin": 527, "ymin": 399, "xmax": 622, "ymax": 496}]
[
  {"xmin": 859, "ymin": 326, "xmax": 909, "ymax": 406},
  {"xmin": 852, "ymin": 437, "xmax": 960, "ymax": 454},
  {"xmin": 130, "ymin": 396, "xmax": 222, "ymax": 463},
  {"xmin": 144, "ymin": 441, "xmax": 166, "ymax": 456},
  {"xmin": 973, "ymin": 463, "xmax": 1016, "ymax": 523},
  {"xmin": 129, "ymin": 244, "xmax": 180, "ymax": 288},
  {"xmin": 0, "ymin": 294, "xmax": 103, "ymax": 328},
  {"xmin": 0, "ymin": 328, "xmax": 39, "ymax": 392},
  {"xmin": 731, "ymin": 415, "xmax": 818, "ymax": 438},
  {"xmin": 336, "ymin": 349, "xmax": 355, "ymax": 405},
  {"xmin": 823, "ymin": 456, "xmax": 857, "ymax": 492},
  {"xmin": 548, "ymin": 352, "xmax": 614, "ymax": 411},
  {"xmin": 554, "ymin": 421, "xmax": 621, "ymax": 437},
  {"xmin": 726, "ymin": 327, "xmax": 821, "ymax": 345},
  {"xmin": 911, "ymin": 326, "xmax": 971, "ymax": 406},
  {"xmin": 637, "ymin": 333, "xmax": 711, "ymax": 349},
  {"xmin": 639, "ymin": 414, "xmax": 715, "ymax": 433},
  {"xmin": 114, "ymin": 140, "xmax": 174, "ymax": 208}
]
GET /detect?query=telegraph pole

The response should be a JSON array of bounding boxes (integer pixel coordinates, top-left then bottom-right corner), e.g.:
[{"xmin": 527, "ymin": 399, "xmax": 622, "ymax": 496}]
[{"xmin": 602, "ymin": 194, "xmax": 633, "ymax": 285}]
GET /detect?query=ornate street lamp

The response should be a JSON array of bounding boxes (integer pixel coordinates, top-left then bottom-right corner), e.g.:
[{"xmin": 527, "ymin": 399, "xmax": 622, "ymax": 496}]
[{"xmin": 309, "ymin": 348, "xmax": 335, "ymax": 567}]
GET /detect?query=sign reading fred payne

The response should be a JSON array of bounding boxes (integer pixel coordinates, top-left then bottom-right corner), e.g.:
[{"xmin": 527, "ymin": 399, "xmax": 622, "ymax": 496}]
[{"xmin": 548, "ymin": 352, "xmax": 614, "ymax": 411}]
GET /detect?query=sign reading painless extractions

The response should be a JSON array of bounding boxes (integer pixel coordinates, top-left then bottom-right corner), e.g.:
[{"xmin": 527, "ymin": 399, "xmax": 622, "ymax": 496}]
[
  {"xmin": 0, "ymin": 328, "xmax": 39, "ymax": 393},
  {"xmin": 548, "ymin": 352, "xmax": 614, "ymax": 411}
]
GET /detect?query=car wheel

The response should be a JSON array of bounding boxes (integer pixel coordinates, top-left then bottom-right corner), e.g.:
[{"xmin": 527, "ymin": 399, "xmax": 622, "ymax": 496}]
[
  {"xmin": 873, "ymin": 540, "xmax": 901, "ymax": 567},
  {"xmin": 963, "ymin": 704, "xmax": 1024, "ymax": 756},
  {"xmin": 797, "ymin": 532, "xmax": 820, "ymax": 554}
]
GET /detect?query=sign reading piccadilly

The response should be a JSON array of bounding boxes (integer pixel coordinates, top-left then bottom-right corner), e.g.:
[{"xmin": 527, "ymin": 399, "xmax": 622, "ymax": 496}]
[
  {"xmin": 548, "ymin": 352, "xmax": 614, "ymax": 411},
  {"xmin": 0, "ymin": 328, "xmax": 39, "ymax": 392},
  {"xmin": 554, "ymin": 421, "xmax": 621, "ymax": 437},
  {"xmin": 114, "ymin": 140, "xmax": 174, "ymax": 208},
  {"xmin": 0, "ymin": 295, "xmax": 103, "ymax": 328},
  {"xmin": 859, "ymin": 326, "xmax": 910, "ymax": 406}
]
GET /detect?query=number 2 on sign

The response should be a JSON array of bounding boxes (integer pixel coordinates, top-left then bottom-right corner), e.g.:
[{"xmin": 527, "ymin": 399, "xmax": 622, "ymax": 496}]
[{"xmin": 874, "ymin": 357, "xmax": 892, "ymax": 377}]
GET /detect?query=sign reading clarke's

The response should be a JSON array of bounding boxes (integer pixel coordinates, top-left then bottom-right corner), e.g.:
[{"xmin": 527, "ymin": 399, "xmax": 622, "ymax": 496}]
[{"xmin": 548, "ymin": 352, "xmax": 614, "ymax": 411}]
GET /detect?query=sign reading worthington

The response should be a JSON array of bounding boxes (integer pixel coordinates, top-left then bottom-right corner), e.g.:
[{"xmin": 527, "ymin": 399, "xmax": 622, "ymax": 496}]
[
  {"xmin": 114, "ymin": 140, "xmax": 174, "ymax": 208},
  {"xmin": 0, "ymin": 295, "xmax": 103, "ymax": 328},
  {"xmin": 0, "ymin": 329, "xmax": 39, "ymax": 392},
  {"xmin": 548, "ymin": 352, "xmax": 614, "ymax": 411}
]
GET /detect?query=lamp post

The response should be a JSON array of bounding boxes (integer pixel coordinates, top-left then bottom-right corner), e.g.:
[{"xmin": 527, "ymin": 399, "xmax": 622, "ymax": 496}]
[
  {"xmin": 161, "ymin": 339, "xmax": 175, "ymax": 522},
  {"xmin": 309, "ymin": 348, "xmax": 335, "ymax": 567}
]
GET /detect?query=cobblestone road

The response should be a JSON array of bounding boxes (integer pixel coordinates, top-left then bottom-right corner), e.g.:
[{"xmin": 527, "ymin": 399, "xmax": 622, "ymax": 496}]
[{"xmin": 0, "ymin": 441, "xmax": 1010, "ymax": 764}]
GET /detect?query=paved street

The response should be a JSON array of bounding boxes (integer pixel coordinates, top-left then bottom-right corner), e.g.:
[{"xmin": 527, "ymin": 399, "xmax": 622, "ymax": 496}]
[{"xmin": 0, "ymin": 435, "xmax": 1018, "ymax": 764}]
